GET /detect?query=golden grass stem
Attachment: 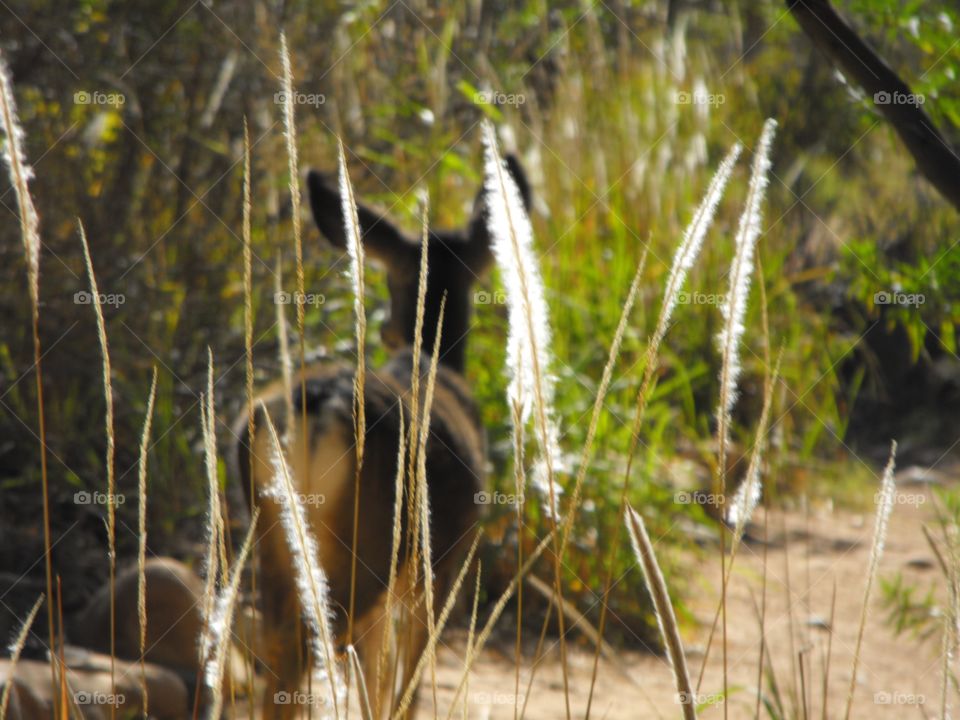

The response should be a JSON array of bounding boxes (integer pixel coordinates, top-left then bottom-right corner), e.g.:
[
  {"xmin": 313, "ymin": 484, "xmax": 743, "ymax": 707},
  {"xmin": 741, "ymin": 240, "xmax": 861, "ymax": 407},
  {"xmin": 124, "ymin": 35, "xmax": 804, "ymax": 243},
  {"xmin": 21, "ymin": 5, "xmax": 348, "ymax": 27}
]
[{"xmin": 78, "ymin": 219, "xmax": 118, "ymax": 719}]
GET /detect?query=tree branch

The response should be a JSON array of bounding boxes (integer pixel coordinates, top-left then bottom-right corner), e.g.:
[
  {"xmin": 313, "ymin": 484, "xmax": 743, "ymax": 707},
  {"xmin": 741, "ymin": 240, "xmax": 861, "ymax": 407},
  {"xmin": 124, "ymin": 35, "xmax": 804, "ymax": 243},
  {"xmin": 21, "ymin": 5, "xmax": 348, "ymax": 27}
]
[{"xmin": 786, "ymin": 0, "xmax": 960, "ymax": 212}]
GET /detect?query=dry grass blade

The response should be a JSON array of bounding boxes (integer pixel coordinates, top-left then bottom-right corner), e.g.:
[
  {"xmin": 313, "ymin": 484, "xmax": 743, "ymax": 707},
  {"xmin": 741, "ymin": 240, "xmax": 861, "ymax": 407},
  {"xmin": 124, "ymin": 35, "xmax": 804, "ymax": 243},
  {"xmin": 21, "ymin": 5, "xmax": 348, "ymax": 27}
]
[
  {"xmin": 624, "ymin": 505, "xmax": 696, "ymax": 720},
  {"xmin": 137, "ymin": 367, "xmax": 158, "ymax": 716},
  {"xmin": 262, "ymin": 406, "xmax": 343, "ymax": 716},
  {"xmin": 391, "ymin": 533, "xmax": 481, "ymax": 719},
  {"xmin": 78, "ymin": 219, "xmax": 119, "ymax": 715},
  {"xmin": 204, "ymin": 510, "xmax": 259, "ymax": 720},
  {"xmin": 0, "ymin": 594, "xmax": 43, "ymax": 720},
  {"xmin": 336, "ymin": 137, "xmax": 368, "ymax": 650},
  {"xmin": 0, "ymin": 51, "xmax": 56, "ymax": 712},
  {"xmin": 843, "ymin": 440, "xmax": 897, "ymax": 719}
]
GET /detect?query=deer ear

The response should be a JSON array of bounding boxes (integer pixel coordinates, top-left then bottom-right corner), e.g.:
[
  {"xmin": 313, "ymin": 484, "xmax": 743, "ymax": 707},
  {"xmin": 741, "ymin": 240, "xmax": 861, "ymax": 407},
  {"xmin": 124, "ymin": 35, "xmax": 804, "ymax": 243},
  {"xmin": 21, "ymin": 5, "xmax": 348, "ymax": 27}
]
[
  {"xmin": 463, "ymin": 153, "xmax": 532, "ymax": 273},
  {"xmin": 306, "ymin": 169, "xmax": 414, "ymax": 267}
]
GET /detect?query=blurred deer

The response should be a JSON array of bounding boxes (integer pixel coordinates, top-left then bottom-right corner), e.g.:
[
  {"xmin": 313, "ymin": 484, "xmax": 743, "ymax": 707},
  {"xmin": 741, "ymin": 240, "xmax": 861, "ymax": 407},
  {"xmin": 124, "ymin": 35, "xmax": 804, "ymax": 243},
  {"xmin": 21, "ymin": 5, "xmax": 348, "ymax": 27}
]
[{"xmin": 236, "ymin": 155, "xmax": 531, "ymax": 718}]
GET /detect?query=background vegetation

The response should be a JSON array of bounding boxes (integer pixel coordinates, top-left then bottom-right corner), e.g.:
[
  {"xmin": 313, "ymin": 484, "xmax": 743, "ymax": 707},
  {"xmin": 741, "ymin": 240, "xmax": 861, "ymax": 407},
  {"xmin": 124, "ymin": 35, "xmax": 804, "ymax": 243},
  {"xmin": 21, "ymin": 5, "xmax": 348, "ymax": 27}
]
[{"xmin": 1, "ymin": 0, "xmax": 959, "ymax": 647}]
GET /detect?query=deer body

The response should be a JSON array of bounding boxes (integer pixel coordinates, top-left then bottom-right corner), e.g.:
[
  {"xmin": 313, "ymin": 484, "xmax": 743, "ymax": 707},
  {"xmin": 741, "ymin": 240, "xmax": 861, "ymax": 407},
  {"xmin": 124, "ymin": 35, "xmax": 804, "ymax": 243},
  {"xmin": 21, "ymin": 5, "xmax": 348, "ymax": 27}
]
[{"xmin": 237, "ymin": 155, "xmax": 530, "ymax": 718}]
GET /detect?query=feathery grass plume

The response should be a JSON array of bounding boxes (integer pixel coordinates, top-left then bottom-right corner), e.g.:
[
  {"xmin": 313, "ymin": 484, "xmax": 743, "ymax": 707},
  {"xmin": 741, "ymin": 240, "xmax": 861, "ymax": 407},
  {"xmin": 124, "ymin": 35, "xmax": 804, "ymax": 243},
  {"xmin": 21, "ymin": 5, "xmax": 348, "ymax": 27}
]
[
  {"xmin": 0, "ymin": 594, "xmax": 43, "ymax": 720},
  {"xmin": 715, "ymin": 118, "xmax": 777, "ymax": 488},
  {"xmin": 274, "ymin": 256, "xmax": 295, "ymax": 430},
  {"xmin": 0, "ymin": 53, "xmax": 56, "ymax": 711},
  {"xmin": 199, "ymin": 349, "xmax": 226, "ymax": 664},
  {"xmin": 0, "ymin": 53, "xmax": 38, "ymax": 310},
  {"xmin": 136, "ymin": 367, "xmax": 158, "ymax": 716},
  {"xmin": 204, "ymin": 510, "xmax": 258, "ymax": 720},
  {"xmin": 261, "ymin": 406, "xmax": 344, "ymax": 716},
  {"xmin": 336, "ymin": 137, "xmax": 368, "ymax": 648},
  {"xmin": 624, "ymin": 505, "xmax": 696, "ymax": 720},
  {"xmin": 714, "ymin": 119, "xmax": 775, "ymax": 712},
  {"xmin": 481, "ymin": 121, "xmax": 563, "ymax": 511},
  {"xmin": 482, "ymin": 121, "xmax": 572, "ymax": 718},
  {"xmin": 586, "ymin": 144, "xmax": 741, "ymax": 719},
  {"xmin": 279, "ymin": 33, "xmax": 306, "ymax": 343},
  {"xmin": 391, "ymin": 533, "xmax": 480, "ymax": 719},
  {"xmin": 442, "ymin": 530, "xmax": 555, "ymax": 719},
  {"xmin": 844, "ymin": 440, "xmax": 897, "ymax": 719},
  {"xmin": 78, "ymin": 219, "xmax": 119, "ymax": 708},
  {"xmin": 414, "ymin": 299, "xmax": 446, "ymax": 708}
]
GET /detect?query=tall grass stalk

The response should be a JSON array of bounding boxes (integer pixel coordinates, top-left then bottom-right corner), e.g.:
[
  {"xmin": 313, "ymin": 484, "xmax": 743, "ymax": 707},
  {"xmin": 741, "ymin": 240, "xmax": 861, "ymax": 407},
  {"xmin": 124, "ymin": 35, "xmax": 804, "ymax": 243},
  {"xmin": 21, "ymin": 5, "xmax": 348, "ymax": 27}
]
[
  {"xmin": 843, "ymin": 440, "xmax": 897, "ymax": 719},
  {"xmin": 625, "ymin": 505, "xmax": 696, "ymax": 720},
  {"xmin": 199, "ymin": 349, "xmax": 225, "ymax": 667},
  {"xmin": 0, "ymin": 594, "xmax": 43, "ymax": 720},
  {"xmin": 78, "ymin": 219, "xmax": 118, "ymax": 718},
  {"xmin": 204, "ymin": 510, "xmax": 258, "ymax": 720},
  {"xmin": 714, "ymin": 118, "xmax": 776, "ymax": 715},
  {"xmin": 695, "ymin": 349, "xmax": 782, "ymax": 689},
  {"xmin": 0, "ymin": 53, "xmax": 55, "ymax": 709},
  {"xmin": 336, "ymin": 137, "xmax": 368, "ymax": 650},
  {"xmin": 414, "ymin": 299, "xmax": 446, "ymax": 711},
  {"xmin": 346, "ymin": 645, "xmax": 373, "ymax": 720},
  {"xmin": 136, "ymin": 367, "xmax": 158, "ymax": 716},
  {"xmin": 262, "ymin": 406, "xmax": 343, "ymax": 716},
  {"xmin": 274, "ymin": 257, "xmax": 295, "ymax": 428},
  {"xmin": 391, "ymin": 532, "xmax": 480, "ymax": 719},
  {"xmin": 586, "ymin": 142, "xmax": 742, "ymax": 719},
  {"xmin": 375, "ymin": 404, "xmax": 406, "ymax": 718},
  {"xmin": 482, "ymin": 121, "xmax": 571, "ymax": 719},
  {"xmin": 240, "ymin": 115, "xmax": 258, "ymax": 708}
]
